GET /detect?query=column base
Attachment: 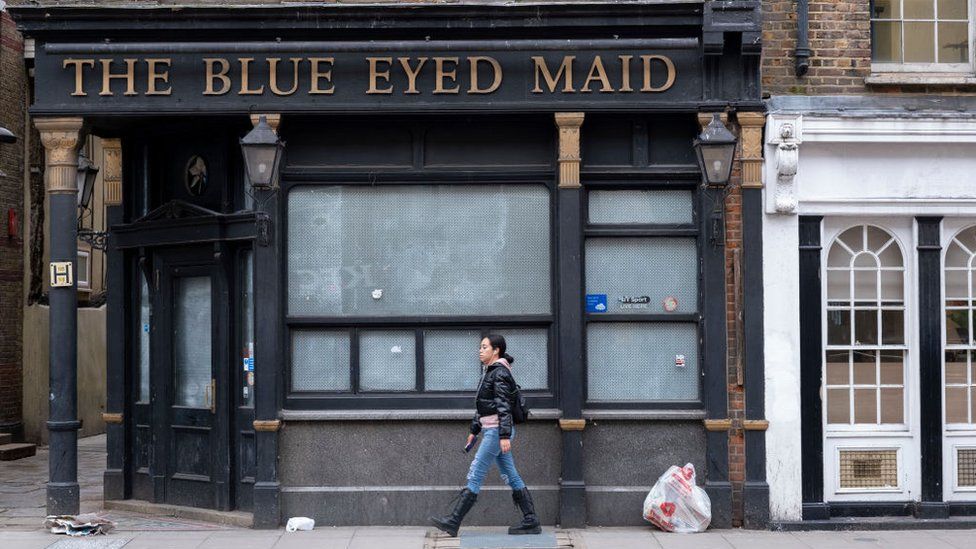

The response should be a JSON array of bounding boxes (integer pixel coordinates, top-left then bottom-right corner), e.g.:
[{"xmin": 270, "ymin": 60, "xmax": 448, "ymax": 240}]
[
  {"xmin": 103, "ymin": 469, "xmax": 125, "ymax": 501},
  {"xmin": 252, "ymin": 481, "xmax": 280, "ymax": 529},
  {"xmin": 802, "ymin": 502, "xmax": 830, "ymax": 520},
  {"xmin": 47, "ymin": 481, "xmax": 80, "ymax": 515},
  {"xmin": 558, "ymin": 480, "xmax": 586, "ymax": 528},
  {"xmin": 916, "ymin": 502, "xmax": 950, "ymax": 519},
  {"xmin": 704, "ymin": 481, "xmax": 733, "ymax": 528},
  {"xmin": 743, "ymin": 481, "xmax": 770, "ymax": 528}
]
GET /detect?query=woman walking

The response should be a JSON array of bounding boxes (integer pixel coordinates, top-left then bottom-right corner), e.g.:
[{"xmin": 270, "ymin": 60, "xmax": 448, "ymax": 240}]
[{"xmin": 430, "ymin": 334, "xmax": 541, "ymax": 537}]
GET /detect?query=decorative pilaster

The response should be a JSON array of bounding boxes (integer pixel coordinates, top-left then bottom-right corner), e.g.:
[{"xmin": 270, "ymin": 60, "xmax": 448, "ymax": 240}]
[
  {"xmin": 35, "ymin": 117, "xmax": 84, "ymax": 516},
  {"xmin": 555, "ymin": 113, "xmax": 584, "ymax": 188},
  {"xmin": 250, "ymin": 114, "xmax": 283, "ymax": 528}
]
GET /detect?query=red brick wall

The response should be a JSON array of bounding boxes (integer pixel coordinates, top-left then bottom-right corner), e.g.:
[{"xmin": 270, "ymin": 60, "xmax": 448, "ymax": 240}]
[
  {"xmin": 0, "ymin": 10, "xmax": 25, "ymax": 436},
  {"xmin": 763, "ymin": 0, "xmax": 976, "ymax": 96},
  {"xmin": 725, "ymin": 131, "xmax": 745, "ymax": 527}
]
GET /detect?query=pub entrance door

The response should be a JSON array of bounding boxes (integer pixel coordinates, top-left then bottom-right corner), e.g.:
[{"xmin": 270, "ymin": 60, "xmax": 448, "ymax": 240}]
[{"xmin": 132, "ymin": 245, "xmax": 234, "ymax": 510}]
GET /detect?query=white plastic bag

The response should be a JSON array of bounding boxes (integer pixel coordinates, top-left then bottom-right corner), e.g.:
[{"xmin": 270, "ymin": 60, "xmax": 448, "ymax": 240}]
[
  {"xmin": 642, "ymin": 463, "xmax": 711, "ymax": 533},
  {"xmin": 285, "ymin": 517, "xmax": 315, "ymax": 532}
]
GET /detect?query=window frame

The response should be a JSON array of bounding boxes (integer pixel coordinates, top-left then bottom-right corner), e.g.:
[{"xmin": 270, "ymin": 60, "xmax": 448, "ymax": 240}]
[
  {"xmin": 581, "ymin": 181, "xmax": 704, "ymax": 409},
  {"xmin": 870, "ymin": 0, "xmax": 974, "ymax": 73},
  {"xmin": 822, "ymin": 224, "xmax": 910, "ymax": 432},
  {"xmin": 942, "ymin": 226, "xmax": 976, "ymax": 430},
  {"xmin": 280, "ymin": 177, "xmax": 558, "ymax": 411}
]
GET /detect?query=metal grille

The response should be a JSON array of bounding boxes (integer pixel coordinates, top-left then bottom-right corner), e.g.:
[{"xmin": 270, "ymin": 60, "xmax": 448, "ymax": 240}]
[
  {"xmin": 585, "ymin": 238, "xmax": 698, "ymax": 315},
  {"xmin": 359, "ymin": 330, "xmax": 416, "ymax": 392},
  {"xmin": 290, "ymin": 330, "xmax": 350, "ymax": 392},
  {"xmin": 839, "ymin": 449, "xmax": 898, "ymax": 489},
  {"xmin": 586, "ymin": 322, "xmax": 699, "ymax": 401},
  {"xmin": 588, "ymin": 190, "xmax": 694, "ymax": 225},
  {"xmin": 287, "ymin": 185, "xmax": 551, "ymax": 317},
  {"xmin": 958, "ymin": 448, "xmax": 976, "ymax": 487}
]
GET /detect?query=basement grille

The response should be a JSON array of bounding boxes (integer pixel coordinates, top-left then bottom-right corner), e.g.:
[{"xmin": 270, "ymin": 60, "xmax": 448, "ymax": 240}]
[
  {"xmin": 958, "ymin": 449, "xmax": 976, "ymax": 487},
  {"xmin": 839, "ymin": 450, "xmax": 898, "ymax": 489}
]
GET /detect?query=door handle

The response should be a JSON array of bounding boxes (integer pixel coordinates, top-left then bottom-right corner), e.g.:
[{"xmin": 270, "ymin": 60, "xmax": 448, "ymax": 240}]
[{"xmin": 205, "ymin": 378, "xmax": 216, "ymax": 414}]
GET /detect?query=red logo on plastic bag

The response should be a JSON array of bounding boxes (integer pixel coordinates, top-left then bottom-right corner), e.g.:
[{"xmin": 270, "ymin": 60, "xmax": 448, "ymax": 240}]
[
  {"xmin": 682, "ymin": 466, "xmax": 694, "ymax": 480},
  {"xmin": 659, "ymin": 502, "xmax": 676, "ymax": 517}
]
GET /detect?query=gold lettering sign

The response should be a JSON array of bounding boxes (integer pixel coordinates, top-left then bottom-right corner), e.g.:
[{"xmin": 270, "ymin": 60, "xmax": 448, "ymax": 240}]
[{"xmin": 59, "ymin": 53, "xmax": 679, "ymax": 98}]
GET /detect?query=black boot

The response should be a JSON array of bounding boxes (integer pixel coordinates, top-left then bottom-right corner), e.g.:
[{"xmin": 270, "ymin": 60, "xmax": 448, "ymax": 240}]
[
  {"xmin": 430, "ymin": 488, "xmax": 477, "ymax": 537},
  {"xmin": 508, "ymin": 487, "xmax": 541, "ymax": 535}
]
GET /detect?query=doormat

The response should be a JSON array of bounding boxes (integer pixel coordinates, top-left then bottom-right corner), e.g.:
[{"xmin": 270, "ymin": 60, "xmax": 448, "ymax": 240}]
[
  {"xmin": 99, "ymin": 511, "xmax": 234, "ymax": 531},
  {"xmin": 426, "ymin": 529, "xmax": 573, "ymax": 549}
]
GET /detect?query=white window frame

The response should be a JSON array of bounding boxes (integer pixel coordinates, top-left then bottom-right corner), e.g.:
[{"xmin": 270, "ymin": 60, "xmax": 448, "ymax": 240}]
[
  {"xmin": 870, "ymin": 0, "xmax": 975, "ymax": 73},
  {"xmin": 76, "ymin": 248, "xmax": 91, "ymax": 292}
]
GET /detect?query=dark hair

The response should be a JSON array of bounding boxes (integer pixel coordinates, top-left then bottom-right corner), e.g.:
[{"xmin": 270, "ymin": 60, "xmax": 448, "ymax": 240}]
[{"xmin": 484, "ymin": 333, "xmax": 515, "ymax": 364}]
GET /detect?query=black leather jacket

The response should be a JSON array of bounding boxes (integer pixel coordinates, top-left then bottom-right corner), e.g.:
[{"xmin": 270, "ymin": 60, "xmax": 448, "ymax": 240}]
[{"xmin": 469, "ymin": 362, "xmax": 515, "ymax": 440}]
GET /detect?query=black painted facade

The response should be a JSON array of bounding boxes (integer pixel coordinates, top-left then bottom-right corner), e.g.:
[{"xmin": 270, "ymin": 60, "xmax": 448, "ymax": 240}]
[{"xmin": 12, "ymin": 2, "xmax": 765, "ymax": 528}]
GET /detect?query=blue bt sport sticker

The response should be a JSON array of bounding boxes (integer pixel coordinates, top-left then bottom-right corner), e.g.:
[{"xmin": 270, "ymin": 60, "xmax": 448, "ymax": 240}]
[{"xmin": 586, "ymin": 294, "xmax": 608, "ymax": 313}]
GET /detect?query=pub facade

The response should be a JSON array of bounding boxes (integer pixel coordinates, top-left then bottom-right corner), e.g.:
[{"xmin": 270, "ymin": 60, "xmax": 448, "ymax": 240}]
[{"xmin": 9, "ymin": 1, "xmax": 766, "ymax": 528}]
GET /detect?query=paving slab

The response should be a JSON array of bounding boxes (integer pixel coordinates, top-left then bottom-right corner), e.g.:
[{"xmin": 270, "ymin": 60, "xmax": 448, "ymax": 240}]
[{"xmin": 459, "ymin": 531, "xmax": 558, "ymax": 548}]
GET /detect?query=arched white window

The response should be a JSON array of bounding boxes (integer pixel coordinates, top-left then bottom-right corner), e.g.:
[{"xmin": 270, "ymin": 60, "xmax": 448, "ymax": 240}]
[
  {"xmin": 825, "ymin": 225, "xmax": 906, "ymax": 425},
  {"xmin": 944, "ymin": 226, "xmax": 976, "ymax": 425}
]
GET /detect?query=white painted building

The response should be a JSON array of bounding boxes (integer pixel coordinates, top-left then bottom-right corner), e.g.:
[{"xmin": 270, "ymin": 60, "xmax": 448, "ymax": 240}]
[{"xmin": 763, "ymin": 96, "xmax": 976, "ymax": 522}]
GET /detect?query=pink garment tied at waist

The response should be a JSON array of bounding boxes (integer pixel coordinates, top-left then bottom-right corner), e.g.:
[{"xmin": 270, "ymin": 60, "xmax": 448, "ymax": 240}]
[{"xmin": 479, "ymin": 414, "xmax": 500, "ymax": 429}]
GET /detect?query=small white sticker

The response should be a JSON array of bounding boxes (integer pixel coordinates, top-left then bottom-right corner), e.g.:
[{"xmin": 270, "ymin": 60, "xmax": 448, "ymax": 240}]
[
  {"xmin": 391, "ymin": 345, "xmax": 403, "ymax": 354},
  {"xmin": 371, "ymin": 289, "xmax": 383, "ymax": 299},
  {"xmin": 675, "ymin": 354, "xmax": 686, "ymax": 367}
]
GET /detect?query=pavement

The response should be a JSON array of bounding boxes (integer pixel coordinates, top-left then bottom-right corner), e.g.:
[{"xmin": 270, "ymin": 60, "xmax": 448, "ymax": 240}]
[{"xmin": 2, "ymin": 435, "xmax": 976, "ymax": 548}]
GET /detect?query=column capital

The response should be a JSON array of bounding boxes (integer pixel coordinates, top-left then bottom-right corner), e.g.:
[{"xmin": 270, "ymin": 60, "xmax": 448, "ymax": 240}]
[
  {"xmin": 102, "ymin": 138, "xmax": 123, "ymax": 206},
  {"xmin": 555, "ymin": 112, "xmax": 585, "ymax": 188},
  {"xmin": 35, "ymin": 117, "xmax": 84, "ymax": 195},
  {"xmin": 250, "ymin": 113, "xmax": 281, "ymax": 133},
  {"xmin": 737, "ymin": 112, "xmax": 765, "ymax": 189}
]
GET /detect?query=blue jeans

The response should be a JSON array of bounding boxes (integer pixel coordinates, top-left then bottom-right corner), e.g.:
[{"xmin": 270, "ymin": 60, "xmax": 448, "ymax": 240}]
[{"xmin": 466, "ymin": 426, "xmax": 526, "ymax": 493}]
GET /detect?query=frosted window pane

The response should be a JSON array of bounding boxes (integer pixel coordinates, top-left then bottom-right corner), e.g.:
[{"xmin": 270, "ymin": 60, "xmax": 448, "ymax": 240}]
[
  {"xmin": 585, "ymin": 238, "xmax": 697, "ymax": 314},
  {"xmin": 138, "ymin": 276, "xmax": 150, "ymax": 403},
  {"xmin": 424, "ymin": 330, "xmax": 483, "ymax": 391},
  {"xmin": 586, "ymin": 322, "xmax": 699, "ymax": 402},
  {"xmin": 360, "ymin": 330, "xmax": 416, "ymax": 392},
  {"xmin": 291, "ymin": 331, "xmax": 350, "ymax": 391},
  {"xmin": 174, "ymin": 277, "xmax": 212, "ymax": 408},
  {"xmin": 287, "ymin": 185, "xmax": 551, "ymax": 317},
  {"xmin": 492, "ymin": 329, "xmax": 549, "ymax": 390},
  {"xmin": 424, "ymin": 329, "xmax": 548, "ymax": 391},
  {"xmin": 588, "ymin": 190, "xmax": 693, "ymax": 225}
]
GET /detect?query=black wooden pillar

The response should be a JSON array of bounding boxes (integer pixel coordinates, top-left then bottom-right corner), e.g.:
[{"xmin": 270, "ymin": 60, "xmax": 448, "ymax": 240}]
[
  {"xmin": 798, "ymin": 215, "xmax": 827, "ymax": 520},
  {"xmin": 917, "ymin": 216, "xmax": 947, "ymax": 518},
  {"xmin": 702, "ymin": 184, "xmax": 732, "ymax": 528},
  {"xmin": 37, "ymin": 117, "xmax": 84, "ymax": 515},
  {"xmin": 251, "ymin": 115, "xmax": 283, "ymax": 529},
  {"xmin": 103, "ymin": 139, "xmax": 126, "ymax": 501},
  {"xmin": 741, "ymin": 184, "xmax": 769, "ymax": 528},
  {"xmin": 554, "ymin": 113, "xmax": 586, "ymax": 528}
]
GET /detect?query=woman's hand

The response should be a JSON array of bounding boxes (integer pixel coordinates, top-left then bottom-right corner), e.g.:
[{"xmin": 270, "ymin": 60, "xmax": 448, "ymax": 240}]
[
  {"xmin": 466, "ymin": 434, "xmax": 475, "ymax": 447},
  {"xmin": 500, "ymin": 439, "xmax": 511, "ymax": 454}
]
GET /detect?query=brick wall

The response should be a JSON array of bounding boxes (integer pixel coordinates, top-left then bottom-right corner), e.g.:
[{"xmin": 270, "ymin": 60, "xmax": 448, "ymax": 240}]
[
  {"xmin": 0, "ymin": 9, "xmax": 25, "ymax": 436},
  {"xmin": 763, "ymin": 0, "xmax": 976, "ymax": 96},
  {"xmin": 725, "ymin": 129, "xmax": 745, "ymax": 527}
]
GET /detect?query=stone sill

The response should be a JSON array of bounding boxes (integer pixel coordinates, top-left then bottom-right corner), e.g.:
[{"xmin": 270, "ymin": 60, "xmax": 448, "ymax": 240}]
[
  {"xmin": 866, "ymin": 72, "xmax": 976, "ymax": 86},
  {"xmin": 279, "ymin": 408, "xmax": 563, "ymax": 421},
  {"xmin": 279, "ymin": 408, "xmax": 706, "ymax": 421}
]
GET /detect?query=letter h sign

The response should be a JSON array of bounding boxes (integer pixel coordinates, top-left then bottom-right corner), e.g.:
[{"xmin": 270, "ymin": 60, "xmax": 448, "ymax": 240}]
[{"xmin": 50, "ymin": 261, "xmax": 74, "ymax": 288}]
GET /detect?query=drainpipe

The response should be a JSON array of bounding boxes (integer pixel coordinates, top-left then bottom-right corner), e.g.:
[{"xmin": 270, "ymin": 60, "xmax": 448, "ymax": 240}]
[{"xmin": 795, "ymin": 0, "xmax": 810, "ymax": 76}]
